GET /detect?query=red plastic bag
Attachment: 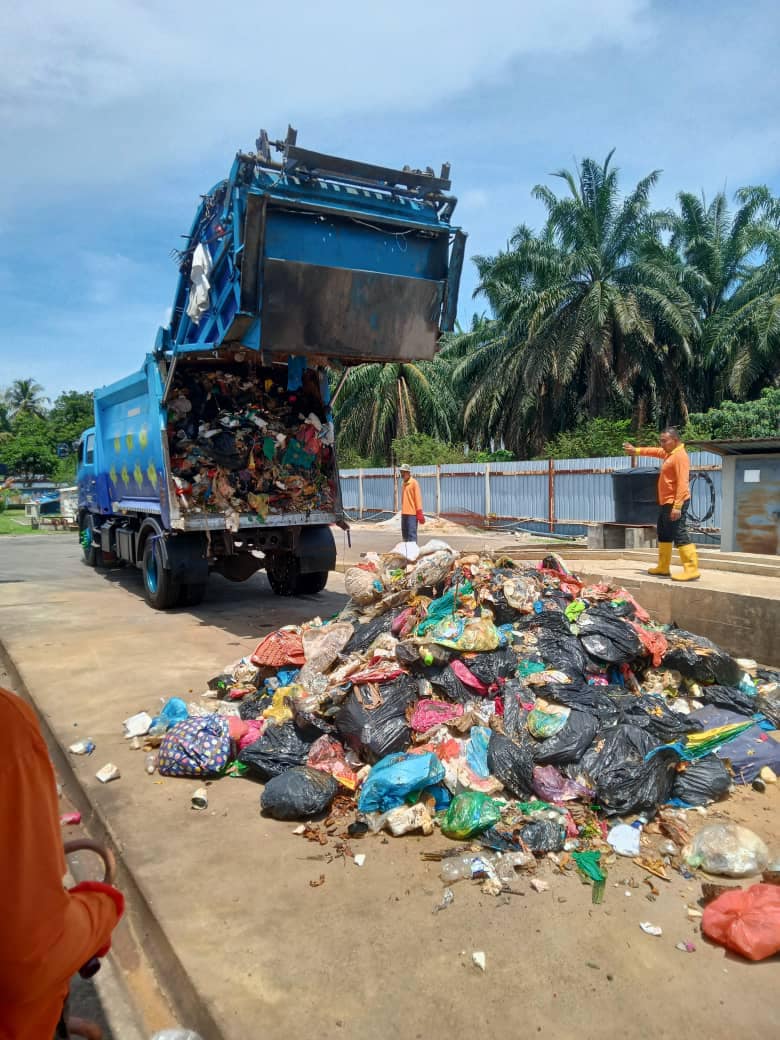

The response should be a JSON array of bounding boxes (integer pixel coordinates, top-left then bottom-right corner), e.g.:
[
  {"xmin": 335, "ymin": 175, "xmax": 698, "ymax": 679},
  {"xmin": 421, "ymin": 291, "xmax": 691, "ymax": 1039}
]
[
  {"xmin": 250, "ymin": 629, "xmax": 305, "ymax": 668},
  {"xmin": 307, "ymin": 735, "xmax": 358, "ymax": 791},
  {"xmin": 703, "ymin": 883, "xmax": 780, "ymax": 961}
]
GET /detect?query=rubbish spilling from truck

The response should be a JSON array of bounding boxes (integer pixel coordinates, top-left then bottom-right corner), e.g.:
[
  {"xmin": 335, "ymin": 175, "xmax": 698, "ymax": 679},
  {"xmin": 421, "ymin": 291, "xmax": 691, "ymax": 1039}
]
[
  {"xmin": 76, "ymin": 127, "xmax": 465, "ymax": 607},
  {"xmin": 126, "ymin": 545, "xmax": 780, "ymax": 950}
]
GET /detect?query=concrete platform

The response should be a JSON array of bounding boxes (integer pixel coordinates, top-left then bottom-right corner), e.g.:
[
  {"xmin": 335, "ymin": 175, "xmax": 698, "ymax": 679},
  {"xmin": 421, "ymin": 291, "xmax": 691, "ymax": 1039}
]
[{"xmin": 2, "ymin": 536, "xmax": 779, "ymax": 1040}]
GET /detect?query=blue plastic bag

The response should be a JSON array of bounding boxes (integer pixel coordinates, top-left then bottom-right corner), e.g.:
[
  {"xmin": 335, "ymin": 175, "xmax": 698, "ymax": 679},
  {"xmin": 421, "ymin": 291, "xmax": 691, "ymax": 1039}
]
[
  {"xmin": 161, "ymin": 697, "xmax": 189, "ymax": 724},
  {"xmin": 465, "ymin": 726, "xmax": 491, "ymax": 778},
  {"xmin": 358, "ymin": 751, "xmax": 445, "ymax": 813}
]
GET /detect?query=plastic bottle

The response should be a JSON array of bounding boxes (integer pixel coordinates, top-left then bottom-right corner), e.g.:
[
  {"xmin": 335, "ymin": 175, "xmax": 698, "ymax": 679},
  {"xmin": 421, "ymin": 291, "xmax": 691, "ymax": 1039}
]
[
  {"xmin": 439, "ymin": 853, "xmax": 496, "ymax": 883},
  {"xmin": 495, "ymin": 851, "xmax": 534, "ymax": 881},
  {"xmin": 419, "ymin": 644, "xmax": 451, "ymax": 668},
  {"xmin": 145, "ymin": 753, "xmax": 158, "ymax": 775}
]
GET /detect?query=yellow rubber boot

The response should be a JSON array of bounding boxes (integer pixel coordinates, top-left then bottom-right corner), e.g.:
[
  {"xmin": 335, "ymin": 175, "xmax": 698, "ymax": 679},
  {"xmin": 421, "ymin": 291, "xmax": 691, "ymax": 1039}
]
[
  {"xmin": 648, "ymin": 542, "xmax": 672, "ymax": 576},
  {"xmin": 672, "ymin": 543, "xmax": 701, "ymax": 581}
]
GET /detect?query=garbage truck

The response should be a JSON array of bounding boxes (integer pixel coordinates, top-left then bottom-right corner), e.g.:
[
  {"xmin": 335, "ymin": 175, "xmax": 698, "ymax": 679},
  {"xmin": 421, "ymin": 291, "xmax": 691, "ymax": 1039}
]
[{"xmin": 77, "ymin": 127, "xmax": 465, "ymax": 608}]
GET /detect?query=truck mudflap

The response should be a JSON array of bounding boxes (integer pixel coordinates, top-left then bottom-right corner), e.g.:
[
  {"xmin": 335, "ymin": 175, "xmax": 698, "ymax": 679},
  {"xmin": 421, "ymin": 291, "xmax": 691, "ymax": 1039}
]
[
  {"xmin": 298, "ymin": 525, "xmax": 336, "ymax": 574},
  {"xmin": 142, "ymin": 523, "xmax": 209, "ymax": 585}
]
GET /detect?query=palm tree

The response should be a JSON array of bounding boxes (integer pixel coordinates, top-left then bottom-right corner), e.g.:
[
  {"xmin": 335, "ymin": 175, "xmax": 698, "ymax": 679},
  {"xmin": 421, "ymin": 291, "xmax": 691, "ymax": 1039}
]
[
  {"xmin": 444, "ymin": 153, "xmax": 697, "ymax": 454},
  {"xmin": 668, "ymin": 188, "xmax": 780, "ymax": 401},
  {"xmin": 333, "ymin": 359, "xmax": 460, "ymax": 462},
  {"xmin": 4, "ymin": 378, "xmax": 48, "ymax": 419}
]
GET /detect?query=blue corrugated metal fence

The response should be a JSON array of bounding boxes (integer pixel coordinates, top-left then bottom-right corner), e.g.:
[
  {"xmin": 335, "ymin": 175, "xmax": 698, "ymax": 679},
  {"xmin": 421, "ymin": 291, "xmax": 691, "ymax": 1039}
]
[{"xmin": 339, "ymin": 452, "xmax": 722, "ymax": 544}]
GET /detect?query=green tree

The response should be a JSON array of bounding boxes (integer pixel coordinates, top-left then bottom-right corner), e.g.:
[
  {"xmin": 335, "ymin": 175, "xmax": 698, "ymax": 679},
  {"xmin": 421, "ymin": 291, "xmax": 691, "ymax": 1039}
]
[
  {"xmin": 47, "ymin": 390, "xmax": 94, "ymax": 481},
  {"xmin": 0, "ymin": 398, "xmax": 11, "ymax": 434},
  {"xmin": 540, "ymin": 417, "xmax": 656, "ymax": 459},
  {"xmin": 334, "ymin": 360, "xmax": 460, "ymax": 463},
  {"xmin": 390, "ymin": 433, "xmax": 465, "ymax": 466},
  {"xmin": 3, "ymin": 378, "xmax": 48, "ymax": 419},
  {"xmin": 0, "ymin": 413, "xmax": 57, "ymax": 480},
  {"xmin": 685, "ymin": 387, "xmax": 780, "ymax": 440},
  {"xmin": 665, "ymin": 187, "xmax": 780, "ymax": 403},
  {"xmin": 443, "ymin": 153, "xmax": 697, "ymax": 455}
]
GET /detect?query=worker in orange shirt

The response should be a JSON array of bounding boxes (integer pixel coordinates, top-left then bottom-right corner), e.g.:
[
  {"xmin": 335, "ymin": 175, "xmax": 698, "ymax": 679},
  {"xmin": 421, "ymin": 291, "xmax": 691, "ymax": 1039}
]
[
  {"xmin": 623, "ymin": 428, "xmax": 700, "ymax": 581},
  {"xmin": 399, "ymin": 463, "xmax": 425, "ymax": 544},
  {"xmin": 0, "ymin": 686, "xmax": 124, "ymax": 1040}
]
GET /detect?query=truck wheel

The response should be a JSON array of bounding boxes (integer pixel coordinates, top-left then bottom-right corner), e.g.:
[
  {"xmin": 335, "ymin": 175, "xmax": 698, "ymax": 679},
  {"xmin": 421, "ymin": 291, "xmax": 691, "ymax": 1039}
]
[
  {"xmin": 141, "ymin": 539, "xmax": 180, "ymax": 609},
  {"xmin": 79, "ymin": 516, "xmax": 99, "ymax": 567},
  {"xmin": 265, "ymin": 555, "xmax": 298, "ymax": 597},
  {"xmin": 178, "ymin": 583, "xmax": 206, "ymax": 607},
  {"xmin": 295, "ymin": 571, "xmax": 329, "ymax": 595}
]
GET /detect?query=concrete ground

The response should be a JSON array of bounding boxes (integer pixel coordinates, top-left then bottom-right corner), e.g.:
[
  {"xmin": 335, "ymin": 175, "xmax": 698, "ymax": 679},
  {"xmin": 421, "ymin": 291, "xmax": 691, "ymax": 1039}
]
[{"xmin": 1, "ymin": 534, "xmax": 779, "ymax": 1040}]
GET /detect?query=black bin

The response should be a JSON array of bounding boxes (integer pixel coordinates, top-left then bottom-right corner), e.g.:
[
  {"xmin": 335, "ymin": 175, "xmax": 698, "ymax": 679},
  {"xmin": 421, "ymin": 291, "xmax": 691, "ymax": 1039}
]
[{"xmin": 612, "ymin": 469, "xmax": 658, "ymax": 525}]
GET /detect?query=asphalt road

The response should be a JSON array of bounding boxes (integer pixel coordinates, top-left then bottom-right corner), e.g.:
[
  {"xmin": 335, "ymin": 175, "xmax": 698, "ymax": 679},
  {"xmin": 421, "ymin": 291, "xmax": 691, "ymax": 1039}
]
[{"xmin": 2, "ymin": 535, "xmax": 779, "ymax": 1040}]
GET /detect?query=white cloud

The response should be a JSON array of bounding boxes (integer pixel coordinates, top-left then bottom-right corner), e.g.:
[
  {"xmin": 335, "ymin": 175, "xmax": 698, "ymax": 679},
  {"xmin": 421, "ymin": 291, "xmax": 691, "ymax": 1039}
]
[{"xmin": 0, "ymin": 0, "xmax": 650, "ymax": 204}]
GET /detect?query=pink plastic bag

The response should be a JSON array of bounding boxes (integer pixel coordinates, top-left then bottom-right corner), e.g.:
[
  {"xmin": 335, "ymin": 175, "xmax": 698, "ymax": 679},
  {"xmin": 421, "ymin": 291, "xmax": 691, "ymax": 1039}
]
[
  {"xmin": 410, "ymin": 699, "xmax": 464, "ymax": 733},
  {"xmin": 703, "ymin": 883, "xmax": 780, "ymax": 961}
]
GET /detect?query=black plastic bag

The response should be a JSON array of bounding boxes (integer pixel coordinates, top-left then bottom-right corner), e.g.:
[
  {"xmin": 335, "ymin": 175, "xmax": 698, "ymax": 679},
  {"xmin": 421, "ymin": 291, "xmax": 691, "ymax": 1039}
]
[
  {"xmin": 501, "ymin": 679, "xmax": 529, "ymax": 742},
  {"xmin": 671, "ymin": 755, "xmax": 731, "ymax": 806},
  {"xmin": 260, "ymin": 766, "xmax": 339, "ymax": 820},
  {"xmin": 518, "ymin": 818, "xmax": 566, "ymax": 853},
  {"xmin": 486, "ymin": 731, "xmax": 534, "ymax": 798},
  {"xmin": 466, "ymin": 647, "xmax": 518, "ymax": 686},
  {"xmin": 536, "ymin": 634, "xmax": 589, "ymax": 679},
  {"xmin": 335, "ymin": 675, "xmax": 418, "ymax": 762},
  {"xmin": 697, "ymin": 684, "xmax": 756, "ymax": 718},
  {"xmin": 582, "ymin": 726, "xmax": 678, "ymax": 814},
  {"xmin": 516, "ymin": 611, "xmax": 571, "ymax": 637},
  {"xmin": 596, "ymin": 750, "xmax": 677, "ymax": 815},
  {"xmin": 238, "ymin": 692, "xmax": 273, "ymax": 721},
  {"xmin": 343, "ymin": 614, "xmax": 395, "ymax": 656},
  {"xmin": 577, "ymin": 724, "xmax": 656, "ymax": 785},
  {"xmin": 621, "ymin": 694, "xmax": 701, "ymax": 744},
  {"xmin": 662, "ymin": 630, "xmax": 741, "ymax": 686},
  {"xmin": 532, "ymin": 709, "xmax": 598, "ymax": 766},
  {"xmin": 238, "ymin": 721, "xmax": 314, "ymax": 780},
  {"xmin": 757, "ymin": 686, "xmax": 780, "ymax": 728},
  {"xmin": 576, "ymin": 611, "xmax": 642, "ymax": 665},
  {"xmin": 543, "ymin": 683, "xmax": 624, "ymax": 729},
  {"xmin": 425, "ymin": 664, "xmax": 474, "ymax": 704}
]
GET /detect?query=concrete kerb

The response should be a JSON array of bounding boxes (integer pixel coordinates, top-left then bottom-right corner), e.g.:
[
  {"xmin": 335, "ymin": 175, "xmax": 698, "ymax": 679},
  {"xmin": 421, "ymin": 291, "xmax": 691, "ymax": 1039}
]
[{"xmin": 0, "ymin": 640, "xmax": 223, "ymax": 1040}]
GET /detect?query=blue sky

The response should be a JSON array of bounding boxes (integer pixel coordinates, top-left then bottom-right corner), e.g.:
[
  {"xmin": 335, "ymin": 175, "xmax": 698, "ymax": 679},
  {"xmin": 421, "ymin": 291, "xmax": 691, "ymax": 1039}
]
[{"xmin": 2, "ymin": 0, "xmax": 779, "ymax": 400}]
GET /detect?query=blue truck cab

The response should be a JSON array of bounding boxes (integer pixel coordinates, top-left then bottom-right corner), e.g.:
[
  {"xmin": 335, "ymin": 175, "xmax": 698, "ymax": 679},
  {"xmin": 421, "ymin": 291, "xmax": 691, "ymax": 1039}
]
[{"xmin": 77, "ymin": 127, "xmax": 464, "ymax": 608}]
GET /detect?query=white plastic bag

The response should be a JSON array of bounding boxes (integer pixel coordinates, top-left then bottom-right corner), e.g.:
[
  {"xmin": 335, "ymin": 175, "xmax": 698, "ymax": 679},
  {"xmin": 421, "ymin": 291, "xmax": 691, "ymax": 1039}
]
[
  {"xmin": 391, "ymin": 541, "xmax": 420, "ymax": 563},
  {"xmin": 683, "ymin": 823, "xmax": 770, "ymax": 878}
]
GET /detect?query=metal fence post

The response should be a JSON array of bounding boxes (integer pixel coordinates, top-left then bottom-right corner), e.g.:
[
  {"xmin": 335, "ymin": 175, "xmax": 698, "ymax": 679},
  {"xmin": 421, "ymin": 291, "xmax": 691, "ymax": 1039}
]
[
  {"xmin": 436, "ymin": 464, "xmax": 441, "ymax": 517},
  {"xmin": 484, "ymin": 462, "xmax": 491, "ymax": 525},
  {"xmin": 548, "ymin": 457, "xmax": 555, "ymax": 532},
  {"xmin": 358, "ymin": 469, "xmax": 364, "ymax": 520}
]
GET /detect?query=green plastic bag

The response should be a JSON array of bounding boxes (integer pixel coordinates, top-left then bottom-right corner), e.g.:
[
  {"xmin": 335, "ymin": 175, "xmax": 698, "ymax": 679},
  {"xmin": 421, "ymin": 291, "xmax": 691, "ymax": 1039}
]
[{"xmin": 441, "ymin": 792, "xmax": 502, "ymax": 840}]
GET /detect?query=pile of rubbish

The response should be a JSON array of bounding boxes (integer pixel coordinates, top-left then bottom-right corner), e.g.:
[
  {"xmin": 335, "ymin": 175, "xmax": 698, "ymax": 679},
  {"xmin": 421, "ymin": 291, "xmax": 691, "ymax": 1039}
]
[
  {"xmin": 129, "ymin": 545, "xmax": 780, "ymax": 952},
  {"xmin": 167, "ymin": 362, "xmax": 337, "ymax": 526}
]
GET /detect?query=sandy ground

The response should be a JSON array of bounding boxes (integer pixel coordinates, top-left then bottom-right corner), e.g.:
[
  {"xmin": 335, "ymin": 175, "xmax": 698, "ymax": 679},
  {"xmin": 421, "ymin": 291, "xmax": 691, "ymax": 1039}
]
[{"xmin": 0, "ymin": 535, "xmax": 778, "ymax": 1040}]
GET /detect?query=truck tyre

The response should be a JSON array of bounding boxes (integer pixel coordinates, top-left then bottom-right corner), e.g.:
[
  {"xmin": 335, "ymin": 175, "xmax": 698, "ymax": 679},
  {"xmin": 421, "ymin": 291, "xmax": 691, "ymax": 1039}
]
[
  {"xmin": 141, "ymin": 538, "xmax": 181, "ymax": 610},
  {"xmin": 178, "ymin": 583, "xmax": 207, "ymax": 607},
  {"xmin": 295, "ymin": 571, "xmax": 329, "ymax": 595},
  {"xmin": 79, "ymin": 515, "xmax": 99, "ymax": 568},
  {"xmin": 265, "ymin": 554, "xmax": 298, "ymax": 597}
]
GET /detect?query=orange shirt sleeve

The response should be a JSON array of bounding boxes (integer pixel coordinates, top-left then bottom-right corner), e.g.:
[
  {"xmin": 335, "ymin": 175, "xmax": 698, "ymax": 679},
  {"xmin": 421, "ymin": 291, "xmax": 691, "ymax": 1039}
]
[{"xmin": 637, "ymin": 447, "xmax": 666, "ymax": 459}]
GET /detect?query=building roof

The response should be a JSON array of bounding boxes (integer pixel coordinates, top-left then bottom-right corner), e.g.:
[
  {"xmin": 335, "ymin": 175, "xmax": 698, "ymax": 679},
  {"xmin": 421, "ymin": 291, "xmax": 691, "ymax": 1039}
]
[{"xmin": 688, "ymin": 437, "xmax": 780, "ymax": 456}]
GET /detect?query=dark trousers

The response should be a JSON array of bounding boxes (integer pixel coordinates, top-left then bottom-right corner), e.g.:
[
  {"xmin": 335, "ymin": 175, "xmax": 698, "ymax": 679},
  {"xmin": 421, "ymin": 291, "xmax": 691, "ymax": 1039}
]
[
  {"xmin": 657, "ymin": 502, "xmax": 691, "ymax": 547},
  {"xmin": 401, "ymin": 514, "xmax": 418, "ymax": 543}
]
